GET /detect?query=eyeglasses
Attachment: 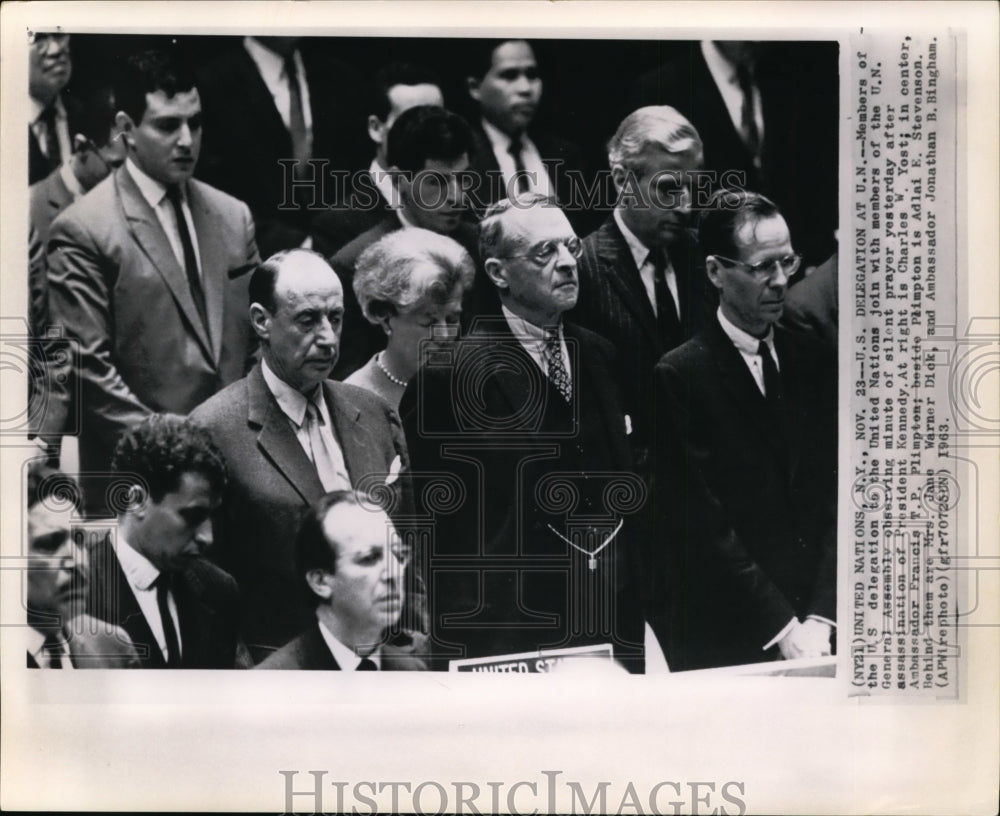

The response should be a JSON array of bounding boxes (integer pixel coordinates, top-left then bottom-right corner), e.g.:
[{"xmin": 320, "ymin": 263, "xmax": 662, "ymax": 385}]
[
  {"xmin": 713, "ymin": 252, "xmax": 802, "ymax": 281},
  {"xmin": 31, "ymin": 33, "xmax": 70, "ymax": 51},
  {"xmin": 502, "ymin": 236, "xmax": 583, "ymax": 266}
]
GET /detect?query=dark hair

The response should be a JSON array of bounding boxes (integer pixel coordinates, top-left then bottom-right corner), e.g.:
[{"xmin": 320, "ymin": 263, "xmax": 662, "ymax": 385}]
[
  {"xmin": 386, "ymin": 105, "xmax": 474, "ymax": 174},
  {"xmin": 697, "ymin": 188, "xmax": 782, "ymax": 260},
  {"xmin": 248, "ymin": 248, "xmax": 333, "ymax": 314},
  {"xmin": 111, "ymin": 414, "xmax": 227, "ymax": 504},
  {"xmin": 296, "ymin": 490, "xmax": 389, "ymax": 604},
  {"xmin": 72, "ymin": 82, "xmax": 119, "ymax": 148},
  {"xmin": 116, "ymin": 49, "xmax": 197, "ymax": 124},
  {"xmin": 464, "ymin": 39, "xmax": 534, "ymax": 81},
  {"xmin": 368, "ymin": 61, "xmax": 442, "ymax": 121}
]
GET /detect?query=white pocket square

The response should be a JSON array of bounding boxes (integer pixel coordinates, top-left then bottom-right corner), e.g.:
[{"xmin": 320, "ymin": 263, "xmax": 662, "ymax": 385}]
[{"xmin": 385, "ymin": 455, "xmax": 402, "ymax": 485}]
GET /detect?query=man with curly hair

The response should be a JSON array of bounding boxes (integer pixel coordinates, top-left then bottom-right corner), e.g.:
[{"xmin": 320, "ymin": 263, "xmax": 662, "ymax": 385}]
[{"xmin": 84, "ymin": 414, "xmax": 244, "ymax": 668}]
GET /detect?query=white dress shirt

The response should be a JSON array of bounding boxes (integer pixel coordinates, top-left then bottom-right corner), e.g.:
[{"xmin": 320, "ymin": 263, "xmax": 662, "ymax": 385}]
[
  {"xmin": 125, "ymin": 158, "xmax": 202, "ymax": 280},
  {"xmin": 701, "ymin": 41, "xmax": 764, "ymax": 155},
  {"xmin": 115, "ymin": 536, "xmax": 182, "ymax": 662},
  {"xmin": 30, "ymin": 94, "xmax": 71, "ymax": 164},
  {"xmin": 27, "ymin": 627, "xmax": 75, "ymax": 669},
  {"xmin": 368, "ymin": 158, "xmax": 399, "ymax": 209},
  {"xmin": 716, "ymin": 307, "xmax": 779, "ymax": 397},
  {"xmin": 260, "ymin": 360, "xmax": 351, "ymax": 489},
  {"xmin": 316, "ymin": 613, "xmax": 382, "ymax": 670},
  {"xmin": 480, "ymin": 118, "xmax": 554, "ymax": 199},
  {"xmin": 613, "ymin": 209, "xmax": 680, "ymax": 320},
  {"xmin": 502, "ymin": 305, "xmax": 571, "ymax": 388},
  {"xmin": 243, "ymin": 37, "xmax": 314, "ymax": 139},
  {"xmin": 59, "ymin": 160, "xmax": 84, "ymax": 200}
]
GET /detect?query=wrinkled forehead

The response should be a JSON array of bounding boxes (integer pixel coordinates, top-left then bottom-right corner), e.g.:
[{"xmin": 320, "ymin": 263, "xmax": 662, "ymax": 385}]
[
  {"xmin": 273, "ymin": 257, "xmax": 344, "ymax": 308},
  {"xmin": 632, "ymin": 145, "xmax": 703, "ymax": 179},
  {"xmin": 502, "ymin": 205, "xmax": 573, "ymax": 250},
  {"xmin": 321, "ymin": 503, "xmax": 392, "ymax": 557},
  {"xmin": 28, "ymin": 504, "xmax": 73, "ymax": 548},
  {"xmin": 732, "ymin": 214, "xmax": 792, "ymax": 258}
]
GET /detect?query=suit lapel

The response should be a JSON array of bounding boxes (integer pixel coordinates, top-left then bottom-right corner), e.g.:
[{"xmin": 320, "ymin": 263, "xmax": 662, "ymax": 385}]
[
  {"xmin": 596, "ymin": 220, "xmax": 661, "ymax": 353},
  {"xmin": 467, "ymin": 318, "xmax": 547, "ymax": 422},
  {"xmin": 187, "ymin": 181, "xmax": 225, "ymax": 363},
  {"xmin": 302, "ymin": 624, "xmax": 341, "ymax": 669},
  {"xmin": 325, "ymin": 382, "xmax": 385, "ymax": 486},
  {"xmin": 248, "ymin": 366, "xmax": 325, "ymax": 505},
  {"xmin": 116, "ymin": 168, "xmax": 213, "ymax": 360}
]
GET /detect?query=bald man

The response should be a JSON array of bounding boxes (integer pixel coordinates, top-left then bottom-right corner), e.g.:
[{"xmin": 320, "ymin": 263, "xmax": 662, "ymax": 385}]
[{"xmin": 190, "ymin": 249, "xmax": 409, "ymax": 660}]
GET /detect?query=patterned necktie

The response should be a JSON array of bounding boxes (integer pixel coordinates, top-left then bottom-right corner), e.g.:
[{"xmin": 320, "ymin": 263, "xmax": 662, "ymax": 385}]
[
  {"xmin": 651, "ymin": 249, "xmax": 681, "ymax": 348},
  {"xmin": 165, "ymin": 185, "xmax": 208, "ymax": 333},
  {"xmin": 284, "ymin": 54, "xmax": 311, "ymax": 177},
  {"xmin": 757, "ymin": 340, "xmax": 783, "ymax": 409},
  {"xmin": 737, "ymin": 63, "xmax": 762, "ymax": 162},
  {"xmin": 507, "ymin": 137, "xmax": 531, "ymax": 195},
  {"xmin": 43, "ymin": 632, "xmax": 66, "ymax": 669},
  {"xmin": 154, "ymin": 573, "xmax": 182, "ymax": 667},
  {"xmin": 304, "ymin": 401, "xmax": 348, "ymax": 491},
  {"xmin": 357, "ymin": 656, "xmax": 378, "ymax": 671},
  {"xmin": 543, "ymin": 327, "xmax": 572, "ymax": 403}
]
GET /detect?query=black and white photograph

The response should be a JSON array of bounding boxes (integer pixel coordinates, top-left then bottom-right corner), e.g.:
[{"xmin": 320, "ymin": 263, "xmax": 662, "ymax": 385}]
[{"xmin": 1, "ymin": 2, "xmax": 996, "ymax": 814}]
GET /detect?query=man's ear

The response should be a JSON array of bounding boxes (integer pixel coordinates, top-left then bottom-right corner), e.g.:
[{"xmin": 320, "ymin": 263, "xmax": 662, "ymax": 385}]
[
  {"xmin": 466, "ymin": 76, "xmax": 482, "ymax": 104},
  {"xmin": 705, "ymin": 257, "xmax": 724, "ymax": 291},
  {"xmin": 249, "ymin": 303, "xmax": 272, "ymax": 341},
  {"xmin": 610, "ymin": 163, "xmax": 627, "ymax": 194},
  {"xmin": 126, "ymin": 483, "xmax": 149, "ymax": 516},
  {"xmin": 484, "ymin": 257, "xmax": 509, "ymax": 290},
  {"xmin": 305, "ymin": 569, "xmax": 333, "ymax": 601},
  {"xmin": 115, "ymin": 111, "xmax": 136, "ymax": 148},
  {"xmin": 367, "ymin": 114, "xmax": 386, "ymax": 147}
]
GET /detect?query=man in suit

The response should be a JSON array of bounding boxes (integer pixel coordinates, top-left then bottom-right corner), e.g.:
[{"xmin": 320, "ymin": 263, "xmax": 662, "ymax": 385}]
[
  {"xmin": 26, "ymin": 487, "xmax": 139, "ymax": 669},
  {"xmin": 571, "ymin": 106, "xmax": 713, "ymax": 474},
  {"xmin": 653, "ymin": 190, "xmax": 837, "ymax": 670},
  {"xmin": 257, "ymin": 491, "xmax": 427, "ymax": 671},
  {"xmin": 190, "ymin": 249, "xmax": 410, "ymax": 661},
  {"xmin": 310, "ymin": 62, "xmax": 444, "ymax": 257},
  {"xmin": 197, "ymin": 37, "xmax": 364, "ymax": 257},
  {"xmin": 29, "ymin": 32, "xmax": 73, "ymax": 184},
  {"xmin": 634, "ymin": 41, "xmax": 839, "ymax": 266},
  {"xmin": 400, "ymin": 194, "xmax": 651, "ymax": 672},
  {"xmin": 83, "ymin": 415, "xmax": 242, "ymax": 669},
  {"xmin": 463, "ymin": 40, "xmax": 588, "ymax": 231},
  {"xmin": 330, "ymin": 105, "xmax": 486, "ymax": 380},
  {"xmin": 43, "ymin": 50, "xmax": 260, "ymax": 516}
]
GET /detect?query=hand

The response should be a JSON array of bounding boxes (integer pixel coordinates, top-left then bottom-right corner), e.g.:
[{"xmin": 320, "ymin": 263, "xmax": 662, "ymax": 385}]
[{"xmin": 777, "ymin": 618, "xmax": 832, "ymax": 660}]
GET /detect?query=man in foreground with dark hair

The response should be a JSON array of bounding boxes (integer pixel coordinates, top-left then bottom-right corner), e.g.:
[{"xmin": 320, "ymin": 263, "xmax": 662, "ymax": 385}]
[
  {"xmin": 85, "ymin": 414, "xmax": 243, "ymax": 668},
  {"xmin": 653, "ymin": 189, "xmax": 837, "ymax": 670},
  {"xmin": 257, "ymin": 490, "xmax": 426, "ymax": 671},
  {"xmin": 44, "ymin": 48, "xmax": 259, "ymax": 516}
]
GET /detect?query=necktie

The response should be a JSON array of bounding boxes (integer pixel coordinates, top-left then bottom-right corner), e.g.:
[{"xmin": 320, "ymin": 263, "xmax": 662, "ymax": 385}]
[
  {"xmin": 284, "ymin": 54, "xmax": 312, "ymax": 177},
  {"xmin": 357, "ymin": 656, "xmax": 378, "ymax": 671},
  {"xmin": 736, "ymin": 63, "xmax": 762, "ymax": 162},
  {"xmin": 166, "ymin": 186, "xmax": 208, "ymax": 333},
  {"xmin": 757, "ymin": 340, "xmax": 783, "ymax": 409},
  {"xmin": 507, "ymin": 137, "xmax": 531, "ymax": 195},
  {"xmin": 38, "ymin": 104, "xmax": 61, "ymax": 167},
  {"xmin": 154, "ymin": 573, "xmax": 182, "ymax": 667},
  {"xmin": 651, "ymin": 250, "xmax": 682, "ymax": 348},
  {"xmin": 304, "ymin": 400, "xmax": 348, "ymax": 491},
  {"xmin": 43, "ymin": 632, "xmax": 66, "ymax": 669},
  {"xmin": 543, "ymin": 328, "xmax": 572, "ymax": 403}
]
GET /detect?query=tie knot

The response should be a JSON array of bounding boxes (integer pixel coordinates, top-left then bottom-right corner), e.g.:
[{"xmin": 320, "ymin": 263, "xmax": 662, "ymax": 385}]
[
  {"xmin": 153, "ymin": 571, "xmax": 172, "ymax": 591},
  {"xmin": 284, "ymin": 53, "xmax": 299, "ymax": 80},
  {"xmin": 507, "ymin": 137, "xmax": 524, "ymax": 157},
  {"xmin": 757, "ymin": 340, "xmax": 770, "ymax": 358},
  {"xmin": 305, "ymin": 399, "xmax": 325, "ymax": 426},
  {"xmin": 166, "ymin": 184, "xmax": 184, "ymax": 205},
  {"xmin": 357, "ymin": 655, "xmax": 378, "ymax": 671}
]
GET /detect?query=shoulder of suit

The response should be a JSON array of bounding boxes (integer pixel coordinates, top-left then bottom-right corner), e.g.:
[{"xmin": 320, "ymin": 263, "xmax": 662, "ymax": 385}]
[
  {"xmin": 189, "ymin": 376, "xmax": 252, "ymax": 427},
  {"xmin": 179, "ymin": 556, "xmax": 239, "ymax": 600},
  {"xmin": 48, "ymin": 172, "xmax": 118, "ymax": 236},
  {"xmin": 564, "ymin": 320, "xmax": 613, "ymax": 355},
  {"xmin": 657, "ymin": 331, "xmax": 711, "ymax": 371},
  {"xmin": 327, "ymin": 380, "xmax": 396, "ymax": 419},
  {"xmin": 188, "ymin": 177, "xmax": 252, "ymax": 214}
]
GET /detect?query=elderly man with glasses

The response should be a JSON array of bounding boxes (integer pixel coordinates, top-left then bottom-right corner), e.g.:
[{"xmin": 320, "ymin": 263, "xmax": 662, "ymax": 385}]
[
  {"xmin": 652, "ymin": 189, "xmax": 837, "ymax": 671},
  {"xmin": 400, "ymin": 193, "xmax": 658, "ymax": 672}
]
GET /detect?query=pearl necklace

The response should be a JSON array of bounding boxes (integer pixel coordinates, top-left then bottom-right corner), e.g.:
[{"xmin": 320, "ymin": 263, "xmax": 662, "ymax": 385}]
[{"xmin": 375, "ymin": 354, "xmax": 407, "ymax": 387}]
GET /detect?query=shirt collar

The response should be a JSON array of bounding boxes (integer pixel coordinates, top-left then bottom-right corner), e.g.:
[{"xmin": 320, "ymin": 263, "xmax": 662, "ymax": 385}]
[
  {"xmin": 115, "ymin": 534, "xmax": 161, "ymax": 592},
  {"xmin": 27, "ymin": 626, "xmax": 49, "ymax": 660},
  {"xmin": 30, "ymin": 94, "xmax": 66, "ymax": 123},
  {"xmin": 502, "ymin": 304, "xmax": 560, "ymax": 346},
  {"xmin": 125, "ymin": 157, "xmax": 171, "ymax": 209},
  {"xmin": 59, "ymin": 161, "xmax": 85, "ymax": 200},
  {"xmin": 480, "ymin": 116, "xmax": 520, "ymax": 151},
  {"xmin": 261, "ymin": 358, "xmax": 323, "ymax": 428},
  {"xmin": 701, "ymin": 40, "xmax": 740, "ymax": 87},
  {"xmin": 316, "ymin": 612, "xmax": 382, "ymax": 670},
  {"xmin": 244, "ymin": 36, "xmax": 298, "ymax": 85},
  {"xmin": 716, "ymin": 306, "xmax": 774, "ymax": 356},
  {"xmin": 368, "ymin": 158, "xmax": 398, "ymax": 209},
  {"xmin": 613, "ymin": 208, "xmax": 656, "ymax": 272}
]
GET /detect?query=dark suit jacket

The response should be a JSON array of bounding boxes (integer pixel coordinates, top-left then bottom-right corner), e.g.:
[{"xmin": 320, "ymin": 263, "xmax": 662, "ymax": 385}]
[
  {"xmin": 30, "ymin": 166, "xmax": 76, "ymax": 247},
  {"xmin": 189, "ymin": 364, "xmax": 411, "ymax": 656},
  {"xmin": 85, "ymin": 536, "xmax": 241, "ymax": 668},
  {"xmin": 466, "ymin": 120, "xmax": 595, "ymax": 233},
  {"xmin": 329, "ymin": 213, "xmax": 493, "ymax": 380},
  {"xmin": 27, "ymin": 615, "xmax": 141, "ymax": 669},
  {"xmin": 309, "ymin": 170, "xmax": 392, "ymax": 258},
  {"xmin": 571, "ymin": 216, "xmax": 713, "ymax": 472},
  {"xmin": 653, "ymin": 319, "xmax": 837, "ymax": 670},
  {"xmin": 400, "ymin": 316, "xmax": 647, "ymax": 671},
  {"xmin": 29, "ymin": 94, "xmax": 77, "ymax": 185},
  {"xmin": 44, "ymin": 166, "xmax": 259, "ymax": 515},
  {"xmin": 634, "ymin": 42, "xmax": 839, "ymax": 265},
  {"xmin": 255, "ymin": 622, "xmax": 429, "ymax": 671},
  {"xmin": 197, "ymin": 42, "xmax": 365, "ymax": 257}
]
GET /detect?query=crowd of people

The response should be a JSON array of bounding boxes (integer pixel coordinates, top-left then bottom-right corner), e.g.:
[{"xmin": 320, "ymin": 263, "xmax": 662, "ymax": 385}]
[{"xmin": 25, "ymin": 34, "xmax": 838, "ymax": 673}]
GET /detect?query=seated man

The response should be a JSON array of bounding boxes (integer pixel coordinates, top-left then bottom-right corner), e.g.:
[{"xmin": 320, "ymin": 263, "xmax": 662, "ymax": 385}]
[
  {"xmin": 85, "ymin": 414, "xmax": 243, "ymax": 668},
  {"xmin": 26, "ymin": 475, "xmax": 139, "ymax": 669},
  {"xmin": 257, "ymin": 490, "xmax": 427, "ymax": 671},
  {"xmin": 654, "ymin": 189, "xmax": 837, "ymax": 670}
]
